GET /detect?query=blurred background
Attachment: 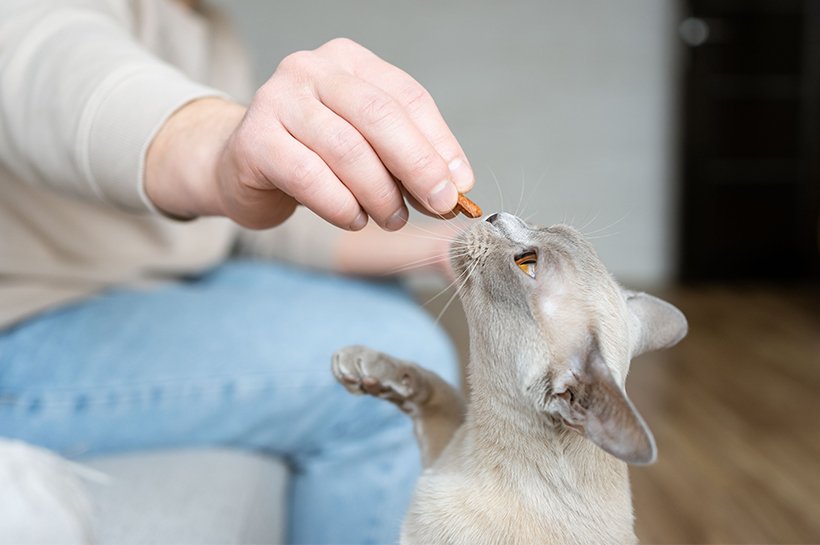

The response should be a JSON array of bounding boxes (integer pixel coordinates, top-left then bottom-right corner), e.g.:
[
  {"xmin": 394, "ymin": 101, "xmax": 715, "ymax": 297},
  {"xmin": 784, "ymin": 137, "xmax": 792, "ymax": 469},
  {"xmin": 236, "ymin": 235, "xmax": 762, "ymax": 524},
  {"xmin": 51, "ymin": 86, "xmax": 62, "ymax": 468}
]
[{"xmin": 211, "ymin": 0, "xmax": 820, "ymax": 542}]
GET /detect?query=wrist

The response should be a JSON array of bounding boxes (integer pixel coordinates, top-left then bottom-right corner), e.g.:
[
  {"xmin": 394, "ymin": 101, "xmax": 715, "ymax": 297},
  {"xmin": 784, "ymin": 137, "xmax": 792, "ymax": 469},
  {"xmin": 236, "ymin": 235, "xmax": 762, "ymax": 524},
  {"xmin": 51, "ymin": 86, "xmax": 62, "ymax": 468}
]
[{"xmin": 145, "ymin": 97, "xmax": 246, "ymax": 219}]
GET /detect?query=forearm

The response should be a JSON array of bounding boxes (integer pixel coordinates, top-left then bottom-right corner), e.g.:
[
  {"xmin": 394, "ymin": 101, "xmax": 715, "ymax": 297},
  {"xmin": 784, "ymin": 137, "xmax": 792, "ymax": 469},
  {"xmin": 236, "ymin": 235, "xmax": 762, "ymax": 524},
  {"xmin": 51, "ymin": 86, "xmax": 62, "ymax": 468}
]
[{"xmin": 0, "ymin": 1, "xmax": 224, "ymax": 211}]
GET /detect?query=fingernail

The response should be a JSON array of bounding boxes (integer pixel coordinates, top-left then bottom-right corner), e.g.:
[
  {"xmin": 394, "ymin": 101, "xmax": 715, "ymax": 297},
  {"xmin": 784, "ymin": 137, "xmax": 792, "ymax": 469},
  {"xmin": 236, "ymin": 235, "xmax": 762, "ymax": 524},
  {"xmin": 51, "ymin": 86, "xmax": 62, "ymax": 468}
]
[
  {"xmin": 385, "ymin": 207, "xmax": 408, "ymax": 231},
  {"xmin": 428, "ymin": 180, "xmax": 458, "ymax": 214},
  {"xmin": 448, "ymin": 158, "xmax": 474, "ymax": 192},
  {"xmin": 350, "ymin": 211, "xmax": 368, "ymax": 230}
]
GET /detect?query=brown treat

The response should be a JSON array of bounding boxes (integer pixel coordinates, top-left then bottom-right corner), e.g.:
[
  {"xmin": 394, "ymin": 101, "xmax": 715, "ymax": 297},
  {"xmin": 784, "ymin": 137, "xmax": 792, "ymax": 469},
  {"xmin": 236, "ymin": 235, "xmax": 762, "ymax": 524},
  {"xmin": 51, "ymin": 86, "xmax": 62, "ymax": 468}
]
[{"xmin": 454, "ymin": 193, "xmax": 483, "ymax": 218}]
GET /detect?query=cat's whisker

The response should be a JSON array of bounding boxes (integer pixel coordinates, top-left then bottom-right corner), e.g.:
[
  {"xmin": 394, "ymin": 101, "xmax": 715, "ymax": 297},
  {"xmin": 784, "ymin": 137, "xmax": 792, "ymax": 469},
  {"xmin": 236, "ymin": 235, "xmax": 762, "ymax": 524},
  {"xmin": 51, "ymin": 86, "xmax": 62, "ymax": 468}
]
[
  {"xmin": 489, "ymin": 167, "xmax": 506, "ymax": 213},
  {"xmin": 421, "ymin": 216, "xmax": 463, "ymax": 237},
  {"xmin": 434, "ymin": 259, "xmax": 479, "ymax": 324},
  {"xmin": 385, "ymin": 251, "xmax": 471, "ymax": 275},
  {"xmin": 585, "ymin": 230, "xmax": 622, "ymax": 240},
  {"xmin": 513, "ymin": 167, "xmax": 527, "ymax": 218},
  {"xmin": 383, "ymin": 252, "xmax": 465, "ymax": 272},
  {"xmin": 407, "ymin": 207, "xmax": 469, "ymax": 235},
  {"xmin": 427, "ymin": 216, "xmax": 469, "ymax": 237},
  {"xmin": 517, "ymin": 165, "xmax": 549, "ymax": 222},
  {"xmin": 392, "ymin": 231, "xmax": 458, "ymax": 244},
  {"xmin": 581, "ymin": 210, "xmax": 631, "ymax": 238},
  {"xmin": 393, "ymin": 248, "xmax": 469, "ymax": 264},
  {"xmin": 385, "ymin": 222, "xmax": 458, "ymax": 242},
  {"xmin": 402, "ymin": 214, "xmax": 467, "ymax": 239},
  {"xmin": 578, "ymin": 211, "xmax": 601, "ymax": 233},
  {"xmin": 420, "ymin": 257, "xmax": 478, "ymax": 308}
]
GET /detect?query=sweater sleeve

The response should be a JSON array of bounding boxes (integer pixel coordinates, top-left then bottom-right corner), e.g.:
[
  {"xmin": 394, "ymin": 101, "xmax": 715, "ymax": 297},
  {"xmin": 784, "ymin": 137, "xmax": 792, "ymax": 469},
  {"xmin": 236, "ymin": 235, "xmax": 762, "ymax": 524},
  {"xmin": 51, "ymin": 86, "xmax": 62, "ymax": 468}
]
[{"xmin": 0, "ymin": 0, "xmax": 226, "ymax": 213}]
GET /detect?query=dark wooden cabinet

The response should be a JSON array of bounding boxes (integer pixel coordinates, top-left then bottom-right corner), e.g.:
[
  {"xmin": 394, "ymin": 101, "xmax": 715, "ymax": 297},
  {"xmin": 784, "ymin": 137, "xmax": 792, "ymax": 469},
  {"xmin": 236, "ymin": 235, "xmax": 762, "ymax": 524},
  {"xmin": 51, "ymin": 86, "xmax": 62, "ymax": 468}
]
[{"xmin": 680, "ymin": 0, "xmax": 820, "ymax": 281}]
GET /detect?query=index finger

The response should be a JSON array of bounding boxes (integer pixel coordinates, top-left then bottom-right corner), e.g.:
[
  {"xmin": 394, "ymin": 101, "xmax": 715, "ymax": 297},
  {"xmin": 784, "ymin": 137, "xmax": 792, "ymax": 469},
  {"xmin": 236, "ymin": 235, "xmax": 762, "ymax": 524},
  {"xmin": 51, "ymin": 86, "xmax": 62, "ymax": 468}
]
[
  {"xmin": 316, "ymin": 39, "xmax": 475, "ymax": 193},
  {"xmin": 316, "ymin": 72, "xmax": 460, "ymax": 216}
]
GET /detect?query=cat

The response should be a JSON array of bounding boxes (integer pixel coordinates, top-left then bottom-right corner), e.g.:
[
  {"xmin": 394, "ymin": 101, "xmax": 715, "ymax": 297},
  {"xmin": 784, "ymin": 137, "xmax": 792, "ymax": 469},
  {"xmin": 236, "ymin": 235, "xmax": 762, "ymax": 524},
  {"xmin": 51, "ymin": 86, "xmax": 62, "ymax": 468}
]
[{"xmin": 332, "ymin": 212, "xmax": 687, "ymax": 545}]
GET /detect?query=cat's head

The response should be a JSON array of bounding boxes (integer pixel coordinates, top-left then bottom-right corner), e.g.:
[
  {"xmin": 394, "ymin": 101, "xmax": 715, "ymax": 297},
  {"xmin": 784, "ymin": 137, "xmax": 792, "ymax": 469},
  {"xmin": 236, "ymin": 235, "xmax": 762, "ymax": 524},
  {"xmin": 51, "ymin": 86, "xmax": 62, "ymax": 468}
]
[{"xmin": 451, "ymin": 212, "xmax": 687, "ymax": 465}]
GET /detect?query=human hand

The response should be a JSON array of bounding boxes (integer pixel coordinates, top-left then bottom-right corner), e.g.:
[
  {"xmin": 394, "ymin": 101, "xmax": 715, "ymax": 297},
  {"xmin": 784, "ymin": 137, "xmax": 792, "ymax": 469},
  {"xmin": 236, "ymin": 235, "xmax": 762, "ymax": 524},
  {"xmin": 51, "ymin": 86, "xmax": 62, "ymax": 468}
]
[{"xmin": 146, "ymin": 38, "xmax": 474, "ymax": 231}]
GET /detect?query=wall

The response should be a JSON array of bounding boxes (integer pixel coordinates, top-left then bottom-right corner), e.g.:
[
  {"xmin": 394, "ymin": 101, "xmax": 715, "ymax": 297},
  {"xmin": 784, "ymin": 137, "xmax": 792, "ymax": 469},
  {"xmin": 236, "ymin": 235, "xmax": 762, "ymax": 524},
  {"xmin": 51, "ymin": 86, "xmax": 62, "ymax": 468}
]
[{"xmin": 210, "ymin": 0, "xmax": 681, "ymax": 286}]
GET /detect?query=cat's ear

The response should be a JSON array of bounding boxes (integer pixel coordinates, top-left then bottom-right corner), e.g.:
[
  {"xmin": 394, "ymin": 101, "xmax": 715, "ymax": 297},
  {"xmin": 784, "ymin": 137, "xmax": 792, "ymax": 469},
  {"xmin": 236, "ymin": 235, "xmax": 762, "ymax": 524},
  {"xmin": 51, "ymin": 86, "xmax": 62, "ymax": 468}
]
[
  {"xmin": 546, "ymin": 339, "xmax": 656, "ymax": 465},
  {"xmin": 625, "ymin": 290, "xmax": 688, "ymax": 357}
]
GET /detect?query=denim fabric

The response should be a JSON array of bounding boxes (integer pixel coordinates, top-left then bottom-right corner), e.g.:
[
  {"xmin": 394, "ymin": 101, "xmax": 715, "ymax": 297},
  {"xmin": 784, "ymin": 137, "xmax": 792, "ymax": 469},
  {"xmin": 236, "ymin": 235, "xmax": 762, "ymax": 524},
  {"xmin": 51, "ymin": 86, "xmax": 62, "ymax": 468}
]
[{"xmin": 0, "ymin": 260, "xmax": 459, "ymax": 544}]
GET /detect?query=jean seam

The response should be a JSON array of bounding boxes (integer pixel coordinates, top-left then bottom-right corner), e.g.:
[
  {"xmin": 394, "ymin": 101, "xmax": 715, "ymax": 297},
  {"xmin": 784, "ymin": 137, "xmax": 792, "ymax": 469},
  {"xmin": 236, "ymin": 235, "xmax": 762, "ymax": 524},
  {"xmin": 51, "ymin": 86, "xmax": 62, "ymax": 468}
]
[{"xmin": 3, "ymin": 373, "xmax": 336, "ymax": 412}]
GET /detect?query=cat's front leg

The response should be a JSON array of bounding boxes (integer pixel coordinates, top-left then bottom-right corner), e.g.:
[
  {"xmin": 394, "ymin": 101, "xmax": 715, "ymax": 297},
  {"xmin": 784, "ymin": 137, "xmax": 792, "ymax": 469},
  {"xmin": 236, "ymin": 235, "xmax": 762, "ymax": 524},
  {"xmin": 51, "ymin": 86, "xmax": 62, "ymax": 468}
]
[{"xmin": 332, "ymin": 345, "xmax": 465, "ymax": 468}]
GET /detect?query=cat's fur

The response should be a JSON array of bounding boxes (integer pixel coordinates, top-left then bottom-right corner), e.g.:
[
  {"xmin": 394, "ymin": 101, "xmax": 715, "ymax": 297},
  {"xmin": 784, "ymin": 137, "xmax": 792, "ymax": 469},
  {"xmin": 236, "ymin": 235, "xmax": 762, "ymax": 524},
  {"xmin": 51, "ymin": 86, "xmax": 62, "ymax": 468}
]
[{"xmin": 332, "ymin": 212, "xmax": 687, "ymax": 545}]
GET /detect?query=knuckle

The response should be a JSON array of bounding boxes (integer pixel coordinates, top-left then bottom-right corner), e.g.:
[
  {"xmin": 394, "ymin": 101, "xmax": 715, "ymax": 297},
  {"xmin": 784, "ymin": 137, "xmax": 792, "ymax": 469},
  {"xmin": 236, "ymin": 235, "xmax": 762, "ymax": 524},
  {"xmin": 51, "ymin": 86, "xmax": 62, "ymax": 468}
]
[
  {"xmin": 323, "ymin": 201, "xmax": 360, "ymax": 227},
  {"xmin": 430, "ymin": 132, "xmax": 456, "ymax": 152},
  {"xmin": 253, "ymin": 78, "xmax": 292, "ymax": 108},
  {"xmin": 407, "ymin": 150, "xmax": 440, "ymax": 178},
  {"xmin": 288, "ymin": 157, "xmax": 323, "ymax": 194},
  {"xmin": 368, "ymin": 183, "xmax": 399, "ymax": 214},
  {"xmin": 277, "ymin": 50, "xmax": 315, "ymax": 73},
  {"xmin": 329, "ymin": 126, "xmax": 369, "ymax": 164},
  {"xmin": 401, "ymin": 84, "xmax": 434, "ymax": 115},
  {"xmin": 336, "ymin": 208, "xmax": 361, "ymax": 227},
  {"xmin": 358, "ymin": 94, "xmax": 401, "ymax": 128},
  {"xmin": 323, "ymin": 37, "xmax": 360, "ymax": 52}
]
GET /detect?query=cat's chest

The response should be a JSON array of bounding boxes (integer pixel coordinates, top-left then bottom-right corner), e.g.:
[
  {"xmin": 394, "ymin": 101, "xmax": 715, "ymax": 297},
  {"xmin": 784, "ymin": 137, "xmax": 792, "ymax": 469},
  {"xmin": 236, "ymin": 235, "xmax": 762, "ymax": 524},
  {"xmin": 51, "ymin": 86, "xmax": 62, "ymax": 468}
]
[
  {"xmin": 404, "ymin": 462, "xmax": 636, "ymax": 545},
  {"xmin": 403, "ymin": 476, "xmax": 560, "ymax": 545}
]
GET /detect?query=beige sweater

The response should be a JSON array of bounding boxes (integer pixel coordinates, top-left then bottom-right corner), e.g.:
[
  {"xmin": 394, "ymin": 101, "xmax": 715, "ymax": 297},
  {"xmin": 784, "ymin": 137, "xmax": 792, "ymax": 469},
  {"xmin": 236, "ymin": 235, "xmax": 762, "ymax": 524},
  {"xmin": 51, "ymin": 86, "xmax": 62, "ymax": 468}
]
[{"xmin": 0, "ymin": 0, "xmax": 341, "ymax": 329}]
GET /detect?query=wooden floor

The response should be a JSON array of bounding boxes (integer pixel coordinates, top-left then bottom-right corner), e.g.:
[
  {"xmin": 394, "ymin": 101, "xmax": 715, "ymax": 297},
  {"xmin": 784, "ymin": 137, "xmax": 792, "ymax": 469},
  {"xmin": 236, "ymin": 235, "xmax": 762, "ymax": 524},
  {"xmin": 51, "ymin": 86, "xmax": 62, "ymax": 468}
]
[
  {"xmin": 429, "ymin": 284, "xmax": 820, "ymax": 544},
  {"xmin": 629, "ymin": 285, "xmax": 820, "ymax": 544}
]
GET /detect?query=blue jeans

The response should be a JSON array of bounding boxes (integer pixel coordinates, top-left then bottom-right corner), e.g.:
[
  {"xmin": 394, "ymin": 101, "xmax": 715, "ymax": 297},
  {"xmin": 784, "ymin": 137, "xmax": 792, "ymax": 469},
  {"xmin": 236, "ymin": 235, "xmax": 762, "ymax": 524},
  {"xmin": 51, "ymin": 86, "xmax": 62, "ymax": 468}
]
[{"xmin": 0, "ymin": 261, "xmax": 458, "ymax": 544}]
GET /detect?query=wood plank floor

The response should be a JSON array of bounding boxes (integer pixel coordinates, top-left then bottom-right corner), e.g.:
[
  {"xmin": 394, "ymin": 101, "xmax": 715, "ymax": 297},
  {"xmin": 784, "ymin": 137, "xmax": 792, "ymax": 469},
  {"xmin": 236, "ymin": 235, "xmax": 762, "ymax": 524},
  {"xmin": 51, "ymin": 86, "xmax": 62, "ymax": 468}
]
[
  {"xmin": 429, "ymin": 284, "xmax": 820, "ymax": 544},
  {"xmin": 629, "ymin": 285, "xmax": 820, "ymax": 544}
]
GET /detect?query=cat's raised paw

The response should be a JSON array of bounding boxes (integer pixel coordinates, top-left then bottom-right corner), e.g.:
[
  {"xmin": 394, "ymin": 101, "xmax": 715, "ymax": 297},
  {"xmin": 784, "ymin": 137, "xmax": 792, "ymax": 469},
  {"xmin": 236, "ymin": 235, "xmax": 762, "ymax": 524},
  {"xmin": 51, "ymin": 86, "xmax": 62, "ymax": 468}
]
[{"xmin": 331, "ymin": 345, "xmax": 428, "ymax": 411}]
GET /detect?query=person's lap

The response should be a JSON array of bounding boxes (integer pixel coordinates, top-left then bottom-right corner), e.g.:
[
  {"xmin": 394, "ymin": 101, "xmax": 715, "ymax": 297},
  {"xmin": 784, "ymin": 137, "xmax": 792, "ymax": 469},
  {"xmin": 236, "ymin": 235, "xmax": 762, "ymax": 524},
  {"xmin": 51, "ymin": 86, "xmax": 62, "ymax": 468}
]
[{"xmin": 0, "ymin": 260, "xmax": 459, "ymax": 544}]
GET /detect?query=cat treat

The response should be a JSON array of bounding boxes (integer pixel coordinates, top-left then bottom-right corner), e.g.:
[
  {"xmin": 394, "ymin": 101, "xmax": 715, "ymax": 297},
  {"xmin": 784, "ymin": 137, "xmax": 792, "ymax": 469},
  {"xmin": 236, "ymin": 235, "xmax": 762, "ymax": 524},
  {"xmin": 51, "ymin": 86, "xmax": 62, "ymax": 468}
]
[{"xmin": 454, "ymin": 193, "xmax": 483, "ymax": 218}]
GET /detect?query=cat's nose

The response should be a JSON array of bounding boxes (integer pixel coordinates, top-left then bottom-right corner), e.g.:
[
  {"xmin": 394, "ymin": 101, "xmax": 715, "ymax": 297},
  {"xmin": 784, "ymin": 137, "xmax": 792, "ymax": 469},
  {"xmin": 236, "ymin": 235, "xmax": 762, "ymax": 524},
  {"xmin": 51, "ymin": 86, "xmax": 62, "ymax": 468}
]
[{"xmin": 485, "ymin": 213, "xmax": 499, "ymax": 224}]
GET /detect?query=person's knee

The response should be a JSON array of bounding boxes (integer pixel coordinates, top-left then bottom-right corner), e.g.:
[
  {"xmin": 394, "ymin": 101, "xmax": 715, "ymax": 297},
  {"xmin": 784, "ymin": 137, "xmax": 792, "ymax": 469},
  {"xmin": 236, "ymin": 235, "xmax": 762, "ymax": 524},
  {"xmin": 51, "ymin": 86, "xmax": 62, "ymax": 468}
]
[
  {"xmin": 362, "ymin": 288, "xmax": 460, "ymax": 388},
  {"xmin": 293, "ymin": 283, "xmax": 459, "ymax": 457},
  {"xmin": 405, "ymin": 312, "xmax": 459, "ymax": 387}
]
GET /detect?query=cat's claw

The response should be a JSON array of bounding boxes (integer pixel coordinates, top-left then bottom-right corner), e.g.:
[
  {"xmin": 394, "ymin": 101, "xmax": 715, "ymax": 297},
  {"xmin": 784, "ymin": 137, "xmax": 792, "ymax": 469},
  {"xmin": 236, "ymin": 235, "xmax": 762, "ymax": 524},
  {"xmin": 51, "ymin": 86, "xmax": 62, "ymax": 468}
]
[{"xmin": 332, "ymin": 345, "xmax": 428, "ymax": 411}]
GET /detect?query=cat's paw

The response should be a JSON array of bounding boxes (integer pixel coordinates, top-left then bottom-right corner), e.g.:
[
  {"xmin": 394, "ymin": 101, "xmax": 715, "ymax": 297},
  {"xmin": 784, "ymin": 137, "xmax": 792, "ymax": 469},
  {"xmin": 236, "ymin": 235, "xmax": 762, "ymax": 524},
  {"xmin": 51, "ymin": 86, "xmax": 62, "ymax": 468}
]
[{"xmin": 332, "ymin": 345, "xmax": 428, "ymax": 411}]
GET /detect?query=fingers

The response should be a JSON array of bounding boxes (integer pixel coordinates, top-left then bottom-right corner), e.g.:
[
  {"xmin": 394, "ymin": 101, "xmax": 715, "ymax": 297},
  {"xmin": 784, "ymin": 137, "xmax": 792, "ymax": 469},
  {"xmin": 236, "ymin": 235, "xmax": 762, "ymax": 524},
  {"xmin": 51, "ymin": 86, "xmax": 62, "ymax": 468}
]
[
  {"xmin": 279, "ymin": 97, "xmax": 408, "ymax": 231},
  {"xmin": 316, "ymin": 38, "xmax": 475, "ymax": 193},
  {"xmin": 371, "ymin": 68, "xmax": 475, "ymax": 193},
  {"xmin": 401, "ymin": 186, "xmax": 458, "ymax": 220},
  {"xmin": 249, "ymin": 124, "xmax": 368, "ymax": 230},
  {"xmin": 223, "ymin": 39, "xmax": 475, "ymax": 231},
  {"xmin": 316, "ymin": 71, "xmax": 460, "ymax": 215}
]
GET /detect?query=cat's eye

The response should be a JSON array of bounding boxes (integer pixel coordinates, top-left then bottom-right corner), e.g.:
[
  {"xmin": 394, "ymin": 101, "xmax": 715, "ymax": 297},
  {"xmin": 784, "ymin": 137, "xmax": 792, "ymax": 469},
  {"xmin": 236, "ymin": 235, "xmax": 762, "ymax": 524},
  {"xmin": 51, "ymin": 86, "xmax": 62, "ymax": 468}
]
[{"xmin": 514, "ymin": 251, "xmax": 537, "ymax": 278}]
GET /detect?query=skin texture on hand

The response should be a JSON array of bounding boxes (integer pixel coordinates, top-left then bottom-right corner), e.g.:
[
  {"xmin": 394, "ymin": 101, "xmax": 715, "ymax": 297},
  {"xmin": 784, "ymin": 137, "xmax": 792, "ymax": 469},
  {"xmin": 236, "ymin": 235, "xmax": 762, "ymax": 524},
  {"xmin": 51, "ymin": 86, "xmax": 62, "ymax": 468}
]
[{"xmin": 145, "ymin": 38, "xmax": 475, "ymax": 232}]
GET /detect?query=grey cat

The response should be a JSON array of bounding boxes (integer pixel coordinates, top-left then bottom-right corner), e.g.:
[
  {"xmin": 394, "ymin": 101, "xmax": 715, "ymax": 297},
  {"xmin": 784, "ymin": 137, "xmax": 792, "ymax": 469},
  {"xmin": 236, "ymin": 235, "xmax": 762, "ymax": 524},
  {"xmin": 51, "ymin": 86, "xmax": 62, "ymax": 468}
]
[{"xmin": 332, "ymin": 212, "xmax": 687, "ymax": 544}]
